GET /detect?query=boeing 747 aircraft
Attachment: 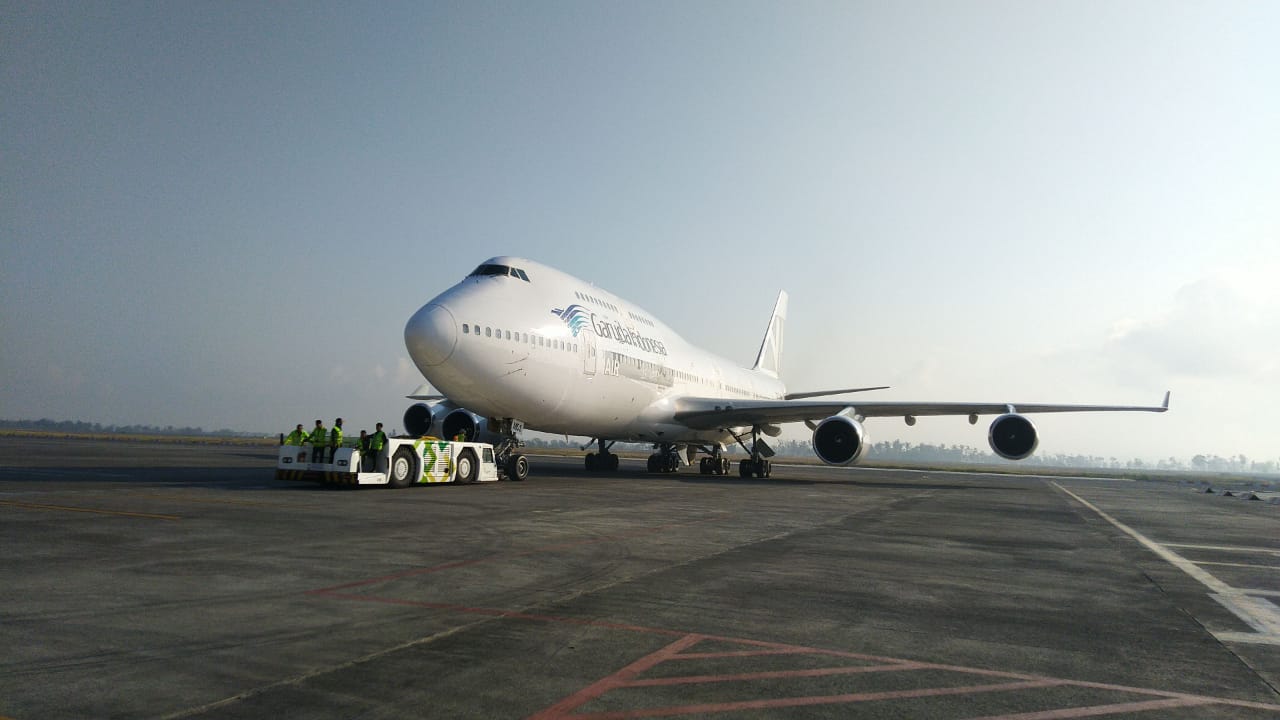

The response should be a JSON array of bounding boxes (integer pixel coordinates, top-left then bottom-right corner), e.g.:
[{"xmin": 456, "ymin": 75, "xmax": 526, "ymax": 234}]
[{"xmin": 402, "ymin": 256, "xmax": 1168, "ymax": 480}]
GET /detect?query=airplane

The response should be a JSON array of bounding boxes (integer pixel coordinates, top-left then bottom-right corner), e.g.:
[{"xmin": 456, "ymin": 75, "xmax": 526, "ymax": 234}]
[{"xmin": 402, "ymin": 256, "xmax": 1168, "ymax": 480}]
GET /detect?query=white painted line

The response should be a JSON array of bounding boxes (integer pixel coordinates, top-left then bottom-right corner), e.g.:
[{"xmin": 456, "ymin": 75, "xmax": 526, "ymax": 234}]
[
  {"xmin": 1162, "ymin": 543, "xmax": 1280, "ymax": 556},
  {"xmin": 1209, "ymin": 632, "xmax": 1280, "ymax": 646},
  {"xmin": 1051, "ymin": 482, "xmax": 1280, "ymax": 646},
  {"xmin": 1195, "ymin": 561, "xmax": 1280, "ymax": 570}
]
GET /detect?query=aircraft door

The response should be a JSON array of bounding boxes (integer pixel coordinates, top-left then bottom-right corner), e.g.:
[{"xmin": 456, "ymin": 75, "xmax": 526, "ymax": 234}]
[{"xmin": 582, "ymin": 331, "xmax": 597, "ymax": 376}]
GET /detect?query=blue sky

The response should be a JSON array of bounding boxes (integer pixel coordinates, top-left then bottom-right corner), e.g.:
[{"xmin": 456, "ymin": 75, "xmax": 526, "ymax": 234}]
[{"xmin": 3, "ymin": 2, "xmax": 1276, "ymax": 461}]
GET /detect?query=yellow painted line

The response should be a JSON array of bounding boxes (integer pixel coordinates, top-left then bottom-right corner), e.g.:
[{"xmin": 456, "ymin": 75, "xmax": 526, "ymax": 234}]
[
  {"xmin": 0, "ymin": 500, "xmax": 180, "ymax": 521},
  {"xmin": 132, "ymin": 494, "xmax": 281, "ymax": 508}
]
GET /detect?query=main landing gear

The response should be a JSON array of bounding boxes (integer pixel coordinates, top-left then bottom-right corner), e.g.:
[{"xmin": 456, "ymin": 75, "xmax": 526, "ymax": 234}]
[
  {"xmin": 695, "ymin": 445, "xmax": 732, "ymax": 476},
  {"xmin": 646, "ymin": 443, "xmax": 682, "ymax": 473},
  {"xmin": 730, "ymin": 426, "xmax": 774, "ymax": 479},
  {"xmin": 585, "ymin": 438, "xmax": 620, "ymax": 472}
]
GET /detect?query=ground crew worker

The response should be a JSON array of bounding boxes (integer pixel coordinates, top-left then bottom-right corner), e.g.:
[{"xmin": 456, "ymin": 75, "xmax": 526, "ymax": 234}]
[
  {"xmin": 358, "ymin": 430, "xmax": 370, "ymax": 471},
  {"xmin": 284, "ymin": 424, "xmax": 308, "ymax": 446},
  {"xmin": 453, "ymin": 430, "xmax": 466, "ymax": 442},
  {"xmin": 309, "ymin": 420, "xmax": 327, "ymax": 463},
  {"xmin": 329, "ymin": 418, "xmax": 344, "ymax": 463},
  {"xmin": 368, "ymin": 422, "xmax": 388, "ymax": 472}
]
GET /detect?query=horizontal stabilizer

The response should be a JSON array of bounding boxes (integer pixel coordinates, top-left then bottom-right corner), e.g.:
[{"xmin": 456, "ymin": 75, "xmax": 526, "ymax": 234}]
[{"xmin": 407, "ymin": 383, "xmax": 444, "ymax": 401}]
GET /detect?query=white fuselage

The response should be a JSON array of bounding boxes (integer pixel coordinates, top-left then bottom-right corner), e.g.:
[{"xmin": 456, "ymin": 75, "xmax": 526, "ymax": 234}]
[{"xmin": 404, "ymin": 256, "xmax": 784, "ymax": 445}]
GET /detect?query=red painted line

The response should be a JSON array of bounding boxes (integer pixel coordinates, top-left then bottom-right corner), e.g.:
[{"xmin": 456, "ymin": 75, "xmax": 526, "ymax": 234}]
[
  {"xmin": 527, "ymin": 634, "xmax": 707, "ymax": 720},
  {"xmin": 558, "ymin": 679, "xmax": 1064, "ymax": 719},
  {"xmin": 623, "ymin": 661, "xmax": 930, "ymax": 687},
  {"xmin": 309, "ymin": 593, "xmax": 1280, "ymax": 717},
  {"xmin": 307, "ymin": 512, "xmax": 730, "ymax": 595},
  {"xmin": 961, "ymin": 696, "xmax": 1217, "ymax": 719}
]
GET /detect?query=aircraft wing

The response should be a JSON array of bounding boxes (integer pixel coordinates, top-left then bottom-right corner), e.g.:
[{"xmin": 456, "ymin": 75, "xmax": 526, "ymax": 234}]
[{"xmin": 671, "ymin": 392, "xmax": 1170, "ymax": 430}]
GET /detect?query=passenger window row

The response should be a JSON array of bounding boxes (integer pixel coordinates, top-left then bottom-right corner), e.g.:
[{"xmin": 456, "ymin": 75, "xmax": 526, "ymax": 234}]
[{"xmin": 460, "ymin": 323, "xmax": 577, "ymax": 353}]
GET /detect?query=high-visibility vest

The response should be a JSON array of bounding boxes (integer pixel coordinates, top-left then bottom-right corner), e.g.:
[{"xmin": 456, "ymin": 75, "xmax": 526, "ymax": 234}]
[
  {"xmin": 330, "ymin": 426, "xmax": 343, "ymax": 447},
  {"xmin": 285, "ymin": 430, "xmax": 307, "ymax": 445},
  {"xmin": 310, "ymin": 426, "xmax": 327, "ymax": 445},
  {"xmin": 370, "ymin": 431, "xmax": 387, "ymax": 450}
]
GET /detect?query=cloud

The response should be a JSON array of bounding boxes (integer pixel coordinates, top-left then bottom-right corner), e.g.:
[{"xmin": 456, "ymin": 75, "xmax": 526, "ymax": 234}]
[{"xmin": 1103, "ymin": 264, "xmax": 1279, "ymax": 381}]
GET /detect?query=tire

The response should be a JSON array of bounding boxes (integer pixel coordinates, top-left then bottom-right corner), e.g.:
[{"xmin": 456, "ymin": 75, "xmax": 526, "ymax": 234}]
[
  {"xmin": 739, "ymin": 460, "xmax": 752, "ymax": 478},
  {"xmin": 506, "ymin": 453, "xmax": 529, "ymax": 481},
  {"xmin": 608, "ymin": 453, "xmax": 619, "ymax": 471},
  {"xmin": 389, "ymin": 448, "xmax": 417, "ymax": 489},
  {"xmin": 455, "ymin": 449, "xmax": 478, "ymax": 484},
  {"xmin": 585, "ymin": 452, "xmax": 597, "ymax": 471}
]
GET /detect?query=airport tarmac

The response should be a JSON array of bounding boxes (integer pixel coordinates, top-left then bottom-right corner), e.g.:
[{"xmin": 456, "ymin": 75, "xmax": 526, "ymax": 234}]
[{"xmin": 2, "ymin": 436, "xmax": 1278, "ymax": 719}]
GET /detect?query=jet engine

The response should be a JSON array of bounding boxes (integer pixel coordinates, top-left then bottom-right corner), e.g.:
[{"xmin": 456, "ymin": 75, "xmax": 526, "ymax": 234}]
[
  {"xmin": 403, "ymin": 400, "xmax": 512, "ymax": 444},
  {"xmin": 988, "ymin": 413, "xmax": 1039, "ymax": 460},
  {"xmin": 403, "ymin": 403, "xmax": 436, "ymax": 437},
  {"xmin": 811, "ymin": 414, "xmax": 868, "ymax": 466}
]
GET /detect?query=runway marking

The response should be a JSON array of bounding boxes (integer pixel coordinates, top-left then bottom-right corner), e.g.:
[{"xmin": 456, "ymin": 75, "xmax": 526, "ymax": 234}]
[
  {"xmin": 962, "ymin": 697, "xmax": 1217, "ymax": 719},
  {"xmin": 522, "ymin": 631, "xmax": 1277, "ymax": 719},
  {"xmin": 130, "ymin": 493, "xmax": 282, "ymax": 508},
  {"xmin": 1163, "ymin": 543, "xmax": 1280, "ymax": 556},
  {"xmin": 1052, "ymin": 482, "xmax": 1280, "ymax": 646},
  {"xmin": 1196, "ymin": 561, "xmax": 1280, "ymax": 570},
  {"xmin": 0, "ymin": 499, "xmax": 180, "ymax": 521}
]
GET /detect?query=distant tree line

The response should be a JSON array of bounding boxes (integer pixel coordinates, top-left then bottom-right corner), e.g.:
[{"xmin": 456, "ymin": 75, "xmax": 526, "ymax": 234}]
[
  {"xmin": 523, "ymin": 435, "xmax": 1278, "ymax": 474},
  {"xmin": 0, "ymin": 418, "xmax": 260, "ymax": 438},
  {"xmin": 6, "ymin": 418, "xmax": 1277, "ymax": 474}
]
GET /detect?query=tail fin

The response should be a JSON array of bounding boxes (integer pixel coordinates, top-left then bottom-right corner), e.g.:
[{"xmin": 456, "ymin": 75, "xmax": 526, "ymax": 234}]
[{"xmin": 752, "ymin": 291, "xmax": 787, "ymax": 378}]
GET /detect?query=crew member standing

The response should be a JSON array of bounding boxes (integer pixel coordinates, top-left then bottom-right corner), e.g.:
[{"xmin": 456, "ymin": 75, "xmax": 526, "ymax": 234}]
[
  {"xmin": 329, "ymin": 418, "xmax": 344, "ymax": 463},
  {"xmin": 284, "ymin": 424, "xmax": 307, "ymax": 446},
  {"xmin": 309, "ymin": 420, "xmax": 327, "ymax": 463},
  {"xmin": 368, "ymin": 422, "xmax": 388, "ymax": 472},
  {"xmin": 358, "ymin": 430, "xmax": 370, "ymax": 471}
]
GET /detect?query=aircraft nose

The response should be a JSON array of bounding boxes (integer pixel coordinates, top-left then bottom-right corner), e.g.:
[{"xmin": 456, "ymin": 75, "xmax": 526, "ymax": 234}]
[{"xmin": 405, "ymin": 303, "xmax": 457, "ymax": 369}]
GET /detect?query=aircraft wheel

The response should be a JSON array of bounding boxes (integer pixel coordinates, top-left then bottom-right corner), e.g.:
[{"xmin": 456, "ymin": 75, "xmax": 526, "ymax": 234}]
[
  {"xmin": 388, "ymin": 448, "xmax": 417, "ymax": 489},
  {"xmin": 455, "ymin": 449, "xmax": 478, "ymax": 484},
  {"xmin": 608, "ymin": 453, "xmax": 620, "ymax": 471},
  {"xmin": 506, "ymin": 453, "xmax": 529, "ymax": 481},
  {"xmin": 585, "ymin": 452, "xmax": 597, "ymax": 471},
  {"xmin": 739, "ymin": 460, "xmax": 752, "ymax": 478}
]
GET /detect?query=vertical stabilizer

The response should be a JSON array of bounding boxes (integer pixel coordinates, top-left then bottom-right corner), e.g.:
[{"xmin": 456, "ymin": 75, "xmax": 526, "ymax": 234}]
[{"xmin": 752, "ymin": 291, "xmax": 787, "ymax": 378}]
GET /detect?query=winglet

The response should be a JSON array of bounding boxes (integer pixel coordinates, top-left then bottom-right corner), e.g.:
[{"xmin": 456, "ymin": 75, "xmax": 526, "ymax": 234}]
[
  {"xmin": 752, "ymin": 290, "xmax": 787, "ymax": 378},
  {"xmin": 1162, "ymin": 390, "xmax": 1171, "ymax": 411}
]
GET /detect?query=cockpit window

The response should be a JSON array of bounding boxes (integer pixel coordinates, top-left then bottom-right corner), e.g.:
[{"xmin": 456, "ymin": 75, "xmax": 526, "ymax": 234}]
[
  {"xmin": 468, "ymin": 264, "xmax": 531, "ymax": 282},
  {"xmin": 469, "ymin": 264, "xmax": 509, "ymax": 277}
]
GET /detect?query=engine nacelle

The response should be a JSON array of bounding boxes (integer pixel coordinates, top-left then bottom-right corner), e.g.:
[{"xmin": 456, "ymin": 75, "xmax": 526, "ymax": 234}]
[
  {"xmin": 441, "ymin": 408, "xmax": 481, "ymax": 441},
  {"xmin": 811, "ymin": 414, "xmax": 868, "ymax": 466},
  {"xmin": 403, "ymin": 403, "xmax": 436, "ymax": 437},
  {"xmin": 988, "ymin": 413, "xmax": 1039, "ymax": 460},
  {"xmin": 404, "ymin": 401, "xmax": 507, "ymax": 444}
]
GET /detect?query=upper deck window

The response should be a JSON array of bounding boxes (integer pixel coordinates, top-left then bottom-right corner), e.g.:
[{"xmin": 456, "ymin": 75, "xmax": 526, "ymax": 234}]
[{"xmin": 468, "ymin": 264, "xmax": 531, "ymax": 282}]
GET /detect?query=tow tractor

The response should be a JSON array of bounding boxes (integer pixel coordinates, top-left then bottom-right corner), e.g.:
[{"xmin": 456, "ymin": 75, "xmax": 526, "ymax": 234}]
[{"xmin": 276, "ymin": 436, "xmax": 508, "ymax": 488}]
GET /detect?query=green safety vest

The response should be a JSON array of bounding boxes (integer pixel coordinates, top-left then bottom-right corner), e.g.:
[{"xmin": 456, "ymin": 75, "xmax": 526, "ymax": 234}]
[
  {"xmin": 310, "ymin": 426, "xmax": 327, "ymax": 445},
  {"xmin": 330, "ymin": 426, "xmax": 343, "ymax": 447},
  {"xmin": 285, "ymin": 430, "xmax": 307, "ymax": 445},
  {"xmin": 370, "ymin": 430, "xmax": 387, "ymax": 451}
]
